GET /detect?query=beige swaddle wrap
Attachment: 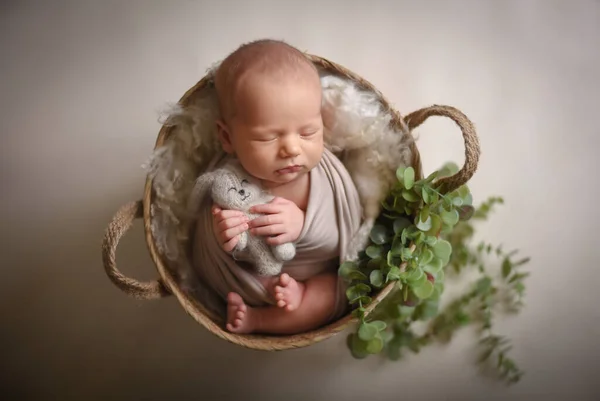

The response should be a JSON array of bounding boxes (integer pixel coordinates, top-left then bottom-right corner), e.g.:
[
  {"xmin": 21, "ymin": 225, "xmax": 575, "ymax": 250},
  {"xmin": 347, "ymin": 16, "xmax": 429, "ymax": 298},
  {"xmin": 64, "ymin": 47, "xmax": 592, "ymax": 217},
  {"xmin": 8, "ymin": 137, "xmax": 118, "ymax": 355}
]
[{"xmin": 191, "ymin": 148, "xmax": 363, "ymax": 322}]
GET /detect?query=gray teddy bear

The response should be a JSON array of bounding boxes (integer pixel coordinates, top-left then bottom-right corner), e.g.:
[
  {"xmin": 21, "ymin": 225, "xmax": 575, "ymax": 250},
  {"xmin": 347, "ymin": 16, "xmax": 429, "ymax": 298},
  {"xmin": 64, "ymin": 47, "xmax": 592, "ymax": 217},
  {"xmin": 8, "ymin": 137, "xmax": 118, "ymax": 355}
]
[{"xmin": 189, "ymin": 158, "xmax": 297, "ymax": 276}]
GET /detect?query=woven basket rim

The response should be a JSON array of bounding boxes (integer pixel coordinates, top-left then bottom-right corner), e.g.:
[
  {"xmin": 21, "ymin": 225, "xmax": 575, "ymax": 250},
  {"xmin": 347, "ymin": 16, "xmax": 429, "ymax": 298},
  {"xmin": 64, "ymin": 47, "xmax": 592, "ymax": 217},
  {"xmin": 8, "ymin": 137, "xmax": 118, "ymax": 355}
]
[{"xmin": 142, "ymin": 54, "xmax": 426, "ymax": 351}]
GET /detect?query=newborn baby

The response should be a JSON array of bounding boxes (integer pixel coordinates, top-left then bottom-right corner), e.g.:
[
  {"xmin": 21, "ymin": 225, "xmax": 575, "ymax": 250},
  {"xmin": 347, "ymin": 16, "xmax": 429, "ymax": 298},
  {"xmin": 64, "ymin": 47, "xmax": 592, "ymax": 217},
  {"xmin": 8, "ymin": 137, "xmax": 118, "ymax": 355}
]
[{"xmin": 192, "ymin": 39, "xmax": 363, "ymax": 335}]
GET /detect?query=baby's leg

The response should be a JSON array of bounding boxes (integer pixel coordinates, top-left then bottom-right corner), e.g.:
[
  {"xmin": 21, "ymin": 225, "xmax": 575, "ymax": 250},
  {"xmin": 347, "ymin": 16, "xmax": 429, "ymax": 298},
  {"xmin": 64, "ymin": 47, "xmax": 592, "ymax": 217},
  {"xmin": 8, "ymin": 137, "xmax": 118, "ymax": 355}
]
[{"xmin": 226, "ymin": 272, "xmax": 339, "ymax": 335}]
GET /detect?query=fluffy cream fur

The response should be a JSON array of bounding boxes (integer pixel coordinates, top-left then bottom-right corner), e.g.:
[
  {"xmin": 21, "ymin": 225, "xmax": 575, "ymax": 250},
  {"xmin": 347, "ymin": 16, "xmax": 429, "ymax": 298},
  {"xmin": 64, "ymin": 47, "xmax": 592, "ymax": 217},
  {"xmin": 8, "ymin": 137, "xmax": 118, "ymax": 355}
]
[{"xmin": 143, "ymin": 64, "xmax": 415, "ymax": 305}]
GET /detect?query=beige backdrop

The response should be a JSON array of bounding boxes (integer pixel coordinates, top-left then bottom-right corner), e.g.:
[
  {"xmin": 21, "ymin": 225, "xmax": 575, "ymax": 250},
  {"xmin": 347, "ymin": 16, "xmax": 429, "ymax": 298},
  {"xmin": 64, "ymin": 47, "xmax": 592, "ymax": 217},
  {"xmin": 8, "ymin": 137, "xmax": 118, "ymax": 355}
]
[{"xmin": 2, "ymin": 0, "xmax": 599, "ymax": 400}]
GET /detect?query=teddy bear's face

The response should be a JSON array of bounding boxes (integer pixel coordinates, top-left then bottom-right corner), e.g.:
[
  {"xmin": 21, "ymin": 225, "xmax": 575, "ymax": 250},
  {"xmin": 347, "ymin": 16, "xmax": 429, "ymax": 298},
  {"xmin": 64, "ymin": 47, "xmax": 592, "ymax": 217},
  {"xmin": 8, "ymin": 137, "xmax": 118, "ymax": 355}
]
[{"xmin": 211, "ymin": 166, "xmax": 262, "ymax": 210}]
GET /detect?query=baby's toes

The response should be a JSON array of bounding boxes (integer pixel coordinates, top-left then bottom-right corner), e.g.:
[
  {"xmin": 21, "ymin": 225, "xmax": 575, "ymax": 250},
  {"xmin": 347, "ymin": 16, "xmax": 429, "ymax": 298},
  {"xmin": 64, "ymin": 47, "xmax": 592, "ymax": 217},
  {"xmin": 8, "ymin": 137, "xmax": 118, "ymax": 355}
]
[{"xmin": 279, "ymin": 273, "xmax": 291, "ymax": 287}]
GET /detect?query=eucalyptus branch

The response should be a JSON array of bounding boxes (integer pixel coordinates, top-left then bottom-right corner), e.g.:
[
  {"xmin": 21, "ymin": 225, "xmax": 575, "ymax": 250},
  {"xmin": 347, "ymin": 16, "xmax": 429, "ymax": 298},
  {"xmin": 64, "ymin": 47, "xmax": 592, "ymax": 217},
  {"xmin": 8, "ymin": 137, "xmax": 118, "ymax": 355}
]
[{"xmin": 341, "ymin": 162, "xmax": 531, "ymax": 385}]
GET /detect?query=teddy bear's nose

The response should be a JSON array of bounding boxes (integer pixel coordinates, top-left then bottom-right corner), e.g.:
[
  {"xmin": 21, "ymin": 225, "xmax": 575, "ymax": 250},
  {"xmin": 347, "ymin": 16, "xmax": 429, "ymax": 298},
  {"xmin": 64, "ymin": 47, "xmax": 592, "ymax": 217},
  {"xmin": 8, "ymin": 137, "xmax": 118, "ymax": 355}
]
[{"xmin": 238, "ymin": 189, "xmax": 245, "ymax": 196}]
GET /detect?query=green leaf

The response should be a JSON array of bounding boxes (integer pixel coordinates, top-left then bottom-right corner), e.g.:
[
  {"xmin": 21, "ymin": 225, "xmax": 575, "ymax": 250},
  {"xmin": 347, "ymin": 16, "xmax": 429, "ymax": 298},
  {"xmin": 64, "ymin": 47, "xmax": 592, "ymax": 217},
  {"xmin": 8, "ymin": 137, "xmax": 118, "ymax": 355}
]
[
  {"xmin": 347, "ymin": 270, "xmax": 368, "ymax": 281},
  {"xmin": 348, "ymin": 333, "xmax": 369, "ymax": 359},
  {"xmin": 413, "ymin": 280, "xmax": 435, "ymax": 299},
  {"xmin": 425, "ymin": 170, "xmax": 439, "ymax": 182},
  {"xmin": 404, "ymin": 168, "xmax": 415, "ymax": 189},
  {"xmin": 420, "ymin": 206, "xmax": 430, "ymax": 223},
  {"xmin": 419, "ymin": 249, "xmax": 434, "ymax": 266},
  {"xmin": 390, "ymin": 238, "xmax": 404, "ymax": 256},
  {"xmin": 401, "ymin": 247, "xmax": 413, "ymax": 261},
  {"xmin": 386, "ymin": 266, "xmax": 401, "ymax": 281},
  {"xmin": 407, "ymin": 268, "xmax": 426, "ymax": 287},
  {"xmin": 346, "ymin": 283, "xmax": 371, "ymax": 302},
  {"xmin": 424, "ymin": 236, "xmax": 437, "ymax": 246},
  {"xmin": 355, "ymin": 283, "xmax": 372, "ymax": 293},
  {"xmin": 422, "ymin": 187, "xmax": 431, "ymax": 204},
  {"xmin": 357, "ymin": 295, "xmax": 373, "ymax": 305},
  {"xmin": 371, "ymin": 320, "xmax": 387, "ymax": 331},
  {"xmin": 415, "ymin": 300, "xmax": 439, "ymax": 320},
  {"xmin": 463, "ymin": 193, "xmax": 473, "ymax": 206},
  {"xmin": 370, "ymin": 224, "xmax": 388, "ymax": 245},
  {"xmin": 366, "ymin": 335, "xmax": 384, "ymax": 354},
  {"xmin": 358, "ymin": 322, "xmax": 378, "ymax": 341},
  {"xmin": 439, "ymin": 162, "xmax": 459, "ymax": 177},
  {"xmin": 402, "ymin": 189, "xmax": 420, "ymax": 202},
  {"xmin": 366, "ymin": 245, "xmax": 383, "ymax": 259},
  {"xmin": 476, "ymin": 277, "xmax": 492, "ymax": 294},
  {"xmin": 457, "ymin": 185, "xmax": 469, "ymax": 199},
  {"xmin": 423, "ymin": 257, "xmax": 444, "ymax": 274},
  {"xmin": 338, "ymin": 261, "xmax": 357, "ymax": 278},
  {"xmin": 432, "ymin": 239, "xmax": 452, "ymax": 264},
  {"xmin": 426, "ymin": 214, "xmax": 443, "ymax": 236},
  {"xmin": 393, "ymin": 217, "xmax": 412, "ymax": 235},
  {"xmin": 502, "ymin": 259, "xmax": 512, "ymax": 279},
  {"xmin": 509, "ymin": 272, "xmax": 530, "ymax": 283},
  {"xmin": 370, "ymin": 270, "xmax": 384, "ymax": 287},
  {"xmin": 452, "ymin": 196, "xmax": 463, "ymax": 206},
  {"xmin": 456, "ymin": 311, "xmax": 470, "ymax": 325},
  {"xmin": 416, "ymin": 215, "xmax": 432, "ymax": 231},
  {"xmin": 441, "ymin": 209, "xmax": 460, "ymax": 226},
  {"xmin": 396, "ymin": 166, "xmax": 406, "ymax": 183},
  {"xmin": 399, "ymin": 305, "xmax": 415, "ymax": 317},
  {"xmin": 415, "ymin": 231, "xmax": 426, "ymax": 245},
  {"xmin": 513, "ymin": 257, "xmax": 531, "ymax": 267},
  {"xmin": 434, "ymin": 268, "xmax": 445, "ymax": 284},
  {"xmin": 442, "ymin": 196, "xmax": 454, "ymax": 210}
]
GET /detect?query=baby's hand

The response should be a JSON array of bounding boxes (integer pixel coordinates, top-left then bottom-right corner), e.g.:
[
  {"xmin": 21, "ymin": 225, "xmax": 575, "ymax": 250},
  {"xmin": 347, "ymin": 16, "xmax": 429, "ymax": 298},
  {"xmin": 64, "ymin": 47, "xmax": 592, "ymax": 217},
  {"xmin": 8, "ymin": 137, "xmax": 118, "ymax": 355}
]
[
  {"xmin": 248, "ymin": 197, "xmax": 304, "ymax": 245},
  {"xmin": 212, "ymin": 205, "xmax": 249, "ymax": 253}
]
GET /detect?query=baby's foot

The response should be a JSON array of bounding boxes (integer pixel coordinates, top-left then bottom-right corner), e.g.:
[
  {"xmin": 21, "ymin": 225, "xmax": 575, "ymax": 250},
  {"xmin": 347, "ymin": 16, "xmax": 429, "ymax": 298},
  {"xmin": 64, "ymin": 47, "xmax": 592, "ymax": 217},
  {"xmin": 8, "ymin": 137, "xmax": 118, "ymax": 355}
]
[
  {"xmin": 226, "ymin": 292, "xmax": 254, "ymax": 334},
  {"xmin": 273, "ymin": 273, "xmax": 304, "ymax": 312}
]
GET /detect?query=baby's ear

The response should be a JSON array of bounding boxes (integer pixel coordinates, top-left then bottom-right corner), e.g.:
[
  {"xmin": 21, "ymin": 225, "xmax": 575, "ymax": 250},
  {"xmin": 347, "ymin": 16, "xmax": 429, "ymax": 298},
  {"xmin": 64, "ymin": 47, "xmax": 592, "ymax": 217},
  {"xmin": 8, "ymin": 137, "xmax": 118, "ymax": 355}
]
[{"xmin": 216, "ymin": 120, "xmax": 234, "ymax": 154}]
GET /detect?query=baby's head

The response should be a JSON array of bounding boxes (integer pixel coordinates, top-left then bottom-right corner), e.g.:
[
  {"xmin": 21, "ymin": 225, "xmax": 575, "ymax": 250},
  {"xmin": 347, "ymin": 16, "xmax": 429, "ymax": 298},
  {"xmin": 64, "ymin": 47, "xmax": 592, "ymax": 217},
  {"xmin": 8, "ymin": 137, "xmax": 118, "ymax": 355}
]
[{"xmin": 214, "ymin": 39, "xmax": 324, "ymax": 189}]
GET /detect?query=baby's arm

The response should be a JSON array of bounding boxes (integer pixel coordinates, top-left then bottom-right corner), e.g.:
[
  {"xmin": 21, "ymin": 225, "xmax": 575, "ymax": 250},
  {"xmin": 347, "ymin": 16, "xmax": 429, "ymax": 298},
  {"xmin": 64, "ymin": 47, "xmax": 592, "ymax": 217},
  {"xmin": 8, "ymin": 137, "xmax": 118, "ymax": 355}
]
[
  {"xmin": 247, "ymin": 197, "xmax": 305, "ymax": 245},
  {"xmin": 211, "ymin": 205, "xmax": 249, "ymax": 252}
]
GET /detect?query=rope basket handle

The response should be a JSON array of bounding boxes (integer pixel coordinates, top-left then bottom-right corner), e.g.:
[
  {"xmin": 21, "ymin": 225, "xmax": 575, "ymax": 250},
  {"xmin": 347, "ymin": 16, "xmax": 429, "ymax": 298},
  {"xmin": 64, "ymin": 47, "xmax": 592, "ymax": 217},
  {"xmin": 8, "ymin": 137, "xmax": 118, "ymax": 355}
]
[
  {"xmin": 102, "ymin": 200, "xmax": 170, "ymax": 300},
  {"xmin": 403, "ymin": 105, "xmax": 481, "ymax": 194}
]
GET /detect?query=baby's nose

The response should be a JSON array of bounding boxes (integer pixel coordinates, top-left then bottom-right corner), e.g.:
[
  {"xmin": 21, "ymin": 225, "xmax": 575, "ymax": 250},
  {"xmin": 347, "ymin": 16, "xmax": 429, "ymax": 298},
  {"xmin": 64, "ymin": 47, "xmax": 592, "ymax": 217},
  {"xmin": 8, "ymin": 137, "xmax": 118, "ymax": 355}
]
[{"xmin": 238, "ymin": 189, "xmax": 245, "ymax": 196}]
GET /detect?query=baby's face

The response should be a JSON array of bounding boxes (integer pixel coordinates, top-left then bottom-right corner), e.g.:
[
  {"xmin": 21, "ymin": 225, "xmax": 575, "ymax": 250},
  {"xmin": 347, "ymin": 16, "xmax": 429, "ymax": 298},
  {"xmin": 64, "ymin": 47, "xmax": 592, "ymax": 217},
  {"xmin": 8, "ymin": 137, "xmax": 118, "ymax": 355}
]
[{"xmin": 220, "ymin": 72, "xmax": 324, "ymax": 189}]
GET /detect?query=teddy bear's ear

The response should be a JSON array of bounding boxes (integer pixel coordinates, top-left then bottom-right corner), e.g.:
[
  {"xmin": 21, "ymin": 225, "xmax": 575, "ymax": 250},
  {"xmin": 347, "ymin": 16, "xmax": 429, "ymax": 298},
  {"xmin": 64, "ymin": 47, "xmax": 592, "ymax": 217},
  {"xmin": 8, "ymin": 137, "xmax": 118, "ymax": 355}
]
[
  {"xmin": 222, "ymin": 158, "xmax": 245, "ymax": 176},
  {"xmin": 187, "ymin": 171, "xmax": 215, "ymax": 215}
]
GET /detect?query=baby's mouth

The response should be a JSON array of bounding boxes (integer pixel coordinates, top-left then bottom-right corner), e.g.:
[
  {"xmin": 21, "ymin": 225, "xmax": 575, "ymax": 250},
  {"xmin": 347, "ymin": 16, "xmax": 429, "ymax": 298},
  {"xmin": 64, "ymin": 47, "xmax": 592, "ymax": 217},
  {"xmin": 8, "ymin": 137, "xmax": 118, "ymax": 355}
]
[
  {"xmin": 241, "ymin": 194, "xmax": 250, "ymax": 201},
  {"xmin": 277, "ymin": 165, "xmax": 302, "ymax": 175}
]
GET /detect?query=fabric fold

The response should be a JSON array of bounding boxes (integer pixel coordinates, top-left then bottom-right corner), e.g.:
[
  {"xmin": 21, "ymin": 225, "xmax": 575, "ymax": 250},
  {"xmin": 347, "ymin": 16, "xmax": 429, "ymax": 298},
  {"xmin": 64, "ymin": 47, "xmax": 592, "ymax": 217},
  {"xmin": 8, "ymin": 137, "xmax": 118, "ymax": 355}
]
[{"xmin": 190, "ymin": 148, "xmax": 363, "ymax": 322}]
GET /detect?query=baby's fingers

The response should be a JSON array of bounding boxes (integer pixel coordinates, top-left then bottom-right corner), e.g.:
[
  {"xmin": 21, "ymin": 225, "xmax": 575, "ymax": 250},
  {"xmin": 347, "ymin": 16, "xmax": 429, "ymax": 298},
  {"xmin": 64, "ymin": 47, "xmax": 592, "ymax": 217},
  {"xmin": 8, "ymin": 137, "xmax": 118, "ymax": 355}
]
[
  {"xmin": 214, "ymin": 208, "xmax": 247, "ymax": 222},
  {"xmin": 222, "ymin": 235, "xmax": 240, "ymax": 253},
  {"xmin": 250, "ymin": 223, "xmax": 285, "ymax": 237},
  {"xmin": 248, "ymin": 214, "xmax": 282, "ymax": 228},
  {"xmin": 265, "ymin": 233, "xmax": 292, "ymax": 246},
  {"xmin": 220, "ymin": 222, "xmax": 249, "ymax": 243},
  {"xmin": 249, "ymin": 203, "xmax": 281, "ymax": 215},
  {"xmin": 217, "ymin": 216, "xmax": 249, "ymax": 232}
]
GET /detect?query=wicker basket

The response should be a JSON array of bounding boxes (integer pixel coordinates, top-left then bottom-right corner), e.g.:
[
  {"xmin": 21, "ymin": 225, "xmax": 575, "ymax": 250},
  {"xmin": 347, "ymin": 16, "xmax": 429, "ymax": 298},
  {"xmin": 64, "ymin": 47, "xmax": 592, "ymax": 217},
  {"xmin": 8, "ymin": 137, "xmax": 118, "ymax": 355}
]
[{"xmin": 101, "ymin": 54, "xmax": 480, "ymax": 351}]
